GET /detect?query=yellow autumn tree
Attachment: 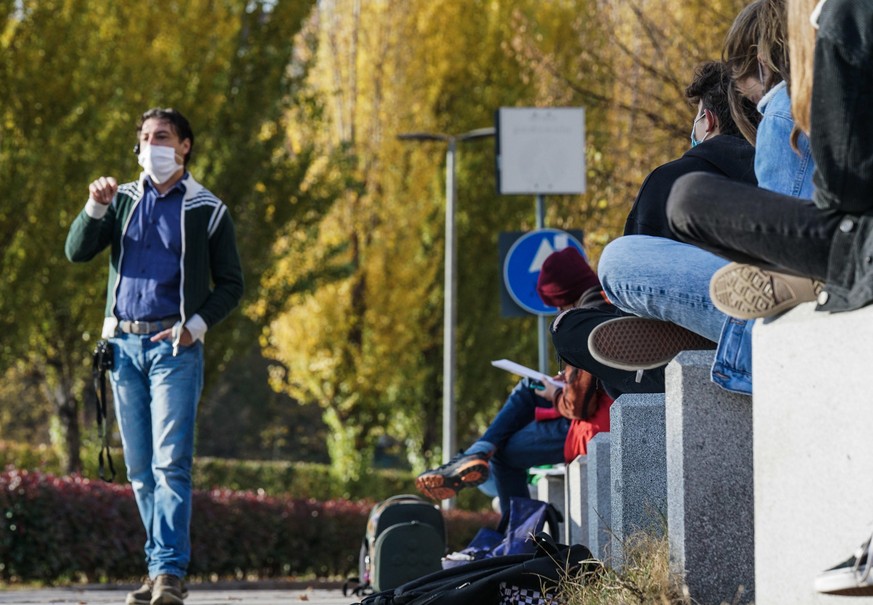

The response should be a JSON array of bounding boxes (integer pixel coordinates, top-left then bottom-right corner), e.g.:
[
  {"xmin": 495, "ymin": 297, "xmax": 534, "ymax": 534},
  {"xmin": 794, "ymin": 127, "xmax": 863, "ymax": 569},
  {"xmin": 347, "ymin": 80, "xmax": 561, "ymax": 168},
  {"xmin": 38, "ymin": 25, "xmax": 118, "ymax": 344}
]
[
  {"xmin": 261, "ymin": 0, "xmax": 753, "ymax": 484},
  {"xmin": 260, "ymin": 0, "xmax": 610, "ymax": 481}
]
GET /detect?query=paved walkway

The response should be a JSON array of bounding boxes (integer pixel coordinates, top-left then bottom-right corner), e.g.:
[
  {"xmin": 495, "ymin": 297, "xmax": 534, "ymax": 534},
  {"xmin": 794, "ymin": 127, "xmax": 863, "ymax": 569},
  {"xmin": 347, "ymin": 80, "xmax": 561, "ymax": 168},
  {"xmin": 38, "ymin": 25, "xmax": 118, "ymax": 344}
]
[{"xmin": 0, "ymin": 582, "xmax": 360, "ymax": 605}]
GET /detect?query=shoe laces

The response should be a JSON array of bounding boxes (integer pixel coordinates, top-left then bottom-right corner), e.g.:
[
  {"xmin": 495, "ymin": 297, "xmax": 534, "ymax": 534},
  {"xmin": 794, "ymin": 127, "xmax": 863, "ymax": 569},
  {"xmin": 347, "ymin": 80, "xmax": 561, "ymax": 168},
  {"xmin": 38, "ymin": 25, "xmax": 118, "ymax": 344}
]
[{"xmin": 852, "ymin": 533, "xmax": 873, "ymax": 584}]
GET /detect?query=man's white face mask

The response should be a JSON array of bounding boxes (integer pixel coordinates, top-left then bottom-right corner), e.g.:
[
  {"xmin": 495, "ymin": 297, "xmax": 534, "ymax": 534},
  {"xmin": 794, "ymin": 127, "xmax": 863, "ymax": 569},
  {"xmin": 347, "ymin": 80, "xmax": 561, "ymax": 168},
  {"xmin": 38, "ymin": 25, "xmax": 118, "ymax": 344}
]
[{"xmin": 138, "ymin": 144, "xmax": 183, "ymax": 184}]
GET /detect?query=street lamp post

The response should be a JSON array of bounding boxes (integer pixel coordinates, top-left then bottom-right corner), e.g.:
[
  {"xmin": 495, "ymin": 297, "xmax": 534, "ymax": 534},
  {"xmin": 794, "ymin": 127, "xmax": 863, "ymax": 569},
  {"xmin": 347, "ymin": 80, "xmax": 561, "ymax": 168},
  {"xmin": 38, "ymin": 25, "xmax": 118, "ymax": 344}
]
[{"xmin": 398, "ymin": 128, "xmax": 495, "ymax": 506}]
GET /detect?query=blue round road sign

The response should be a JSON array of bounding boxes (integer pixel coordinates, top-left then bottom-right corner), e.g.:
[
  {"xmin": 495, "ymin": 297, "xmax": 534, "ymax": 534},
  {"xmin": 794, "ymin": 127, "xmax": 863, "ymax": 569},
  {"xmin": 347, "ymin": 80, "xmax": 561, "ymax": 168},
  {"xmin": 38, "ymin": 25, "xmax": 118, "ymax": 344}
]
[{"xmin": 503, "ymin": 229, "xmax": 586, "ymax": 315}]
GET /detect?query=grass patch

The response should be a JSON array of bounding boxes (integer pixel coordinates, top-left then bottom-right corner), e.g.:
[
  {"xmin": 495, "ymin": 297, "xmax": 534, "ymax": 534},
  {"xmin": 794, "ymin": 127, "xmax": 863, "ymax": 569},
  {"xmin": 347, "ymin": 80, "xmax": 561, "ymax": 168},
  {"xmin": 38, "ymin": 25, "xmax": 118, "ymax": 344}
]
[{"xmin": 558, "ymin": 532, "xmax": 690, "ymax": 605}]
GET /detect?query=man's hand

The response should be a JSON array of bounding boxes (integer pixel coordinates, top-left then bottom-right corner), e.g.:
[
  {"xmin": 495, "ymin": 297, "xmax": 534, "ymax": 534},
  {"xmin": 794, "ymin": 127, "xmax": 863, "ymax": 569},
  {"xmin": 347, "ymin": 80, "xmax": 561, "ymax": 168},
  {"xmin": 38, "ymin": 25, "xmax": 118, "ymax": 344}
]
[
  {"xmin": 151, "ymin": 327, "xmax": 194, "ymax": 346},
  {"xmin": 89, "ymin": 176, "xmax": 118, "ymax": 205}
]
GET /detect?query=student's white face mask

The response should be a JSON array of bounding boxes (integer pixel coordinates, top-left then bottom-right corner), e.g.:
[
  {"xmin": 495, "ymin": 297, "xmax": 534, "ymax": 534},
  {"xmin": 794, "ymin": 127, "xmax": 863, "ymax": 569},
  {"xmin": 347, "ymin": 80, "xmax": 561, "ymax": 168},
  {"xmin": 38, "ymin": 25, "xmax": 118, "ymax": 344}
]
[{"xmin": 138, "ymin": 144, "xmax": 183, "ymax": 184}]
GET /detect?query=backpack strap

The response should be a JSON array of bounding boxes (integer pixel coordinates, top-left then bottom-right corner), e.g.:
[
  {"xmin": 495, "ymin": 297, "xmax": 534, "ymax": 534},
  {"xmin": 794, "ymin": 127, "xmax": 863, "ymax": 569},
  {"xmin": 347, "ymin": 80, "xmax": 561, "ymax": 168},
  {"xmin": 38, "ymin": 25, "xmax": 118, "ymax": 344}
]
[{"xmin": 543, "ymin": 503, "xmax": 564, "ymax": 539}]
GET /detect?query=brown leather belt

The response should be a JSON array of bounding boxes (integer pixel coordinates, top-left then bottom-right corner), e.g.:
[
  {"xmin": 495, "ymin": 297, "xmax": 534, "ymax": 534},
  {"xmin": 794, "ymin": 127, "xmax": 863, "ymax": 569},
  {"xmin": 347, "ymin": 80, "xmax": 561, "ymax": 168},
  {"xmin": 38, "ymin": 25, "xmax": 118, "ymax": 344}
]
[{"xmin": 117, "ymin": 317, "xmax": 180, "ymax": 335}]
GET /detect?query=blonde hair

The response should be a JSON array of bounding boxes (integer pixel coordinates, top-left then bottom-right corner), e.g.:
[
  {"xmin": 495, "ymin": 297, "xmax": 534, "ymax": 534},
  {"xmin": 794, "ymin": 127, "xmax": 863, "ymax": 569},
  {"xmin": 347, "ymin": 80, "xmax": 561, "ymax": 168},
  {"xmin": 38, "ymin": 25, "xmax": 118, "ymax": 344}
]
[{"xmin": 788, "ymin": 0, "xmax": 817, "ymax": 142}]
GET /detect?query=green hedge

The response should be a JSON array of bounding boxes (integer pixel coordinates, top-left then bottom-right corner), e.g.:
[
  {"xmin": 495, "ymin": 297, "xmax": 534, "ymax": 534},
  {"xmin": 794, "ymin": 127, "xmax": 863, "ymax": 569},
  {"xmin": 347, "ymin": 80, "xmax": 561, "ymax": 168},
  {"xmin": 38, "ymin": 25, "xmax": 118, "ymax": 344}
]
[
  {"xmin": 194, "ymin": 457, "xmax": 412, "ymax": 501},
  {"xmin": 0, "ymin": 469, "xmax": 499, "ymax": 583},
  {"xmin": 0, "ymin": 441, "xmax": 493, "ymax": 510}
]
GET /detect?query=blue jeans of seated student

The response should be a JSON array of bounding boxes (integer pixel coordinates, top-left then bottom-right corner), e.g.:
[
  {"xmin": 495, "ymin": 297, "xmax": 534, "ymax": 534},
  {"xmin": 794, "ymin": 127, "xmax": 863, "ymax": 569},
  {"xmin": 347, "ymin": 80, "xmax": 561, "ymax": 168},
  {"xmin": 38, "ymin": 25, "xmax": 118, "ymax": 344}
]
[
  {"xmin": 479, "ymin": 379, "xmax": 569, "ymax": 515},
  {"xmin": 598, "ymin": 235, "xmax": 728, "ymax": 341},
  {"xmin": 110, "ymin": 332, "xmax": 204, "ymax": 579},
  {"xmin": 598, "ymin": 235, "xmax": 754, "ymax": 394}
]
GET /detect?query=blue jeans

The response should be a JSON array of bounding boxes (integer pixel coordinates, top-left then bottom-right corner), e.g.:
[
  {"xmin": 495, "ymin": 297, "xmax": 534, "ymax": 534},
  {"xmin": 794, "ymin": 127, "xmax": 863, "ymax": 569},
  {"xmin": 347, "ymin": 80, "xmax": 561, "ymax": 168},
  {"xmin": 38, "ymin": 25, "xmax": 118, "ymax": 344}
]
[
  {"xmin": 481, "ymin": 379, "xmax": 568, "ymax": 514},
  {"xmin": 598, "ymin": 235, "xmax": 728, "ymax": 341},
  {"xmin": 110, "ymin": 333, "xmax": 204, "ymax": 579},
  {"xmin": 598, "ymin": 236, "xmax": 753, "ymax": 394}
]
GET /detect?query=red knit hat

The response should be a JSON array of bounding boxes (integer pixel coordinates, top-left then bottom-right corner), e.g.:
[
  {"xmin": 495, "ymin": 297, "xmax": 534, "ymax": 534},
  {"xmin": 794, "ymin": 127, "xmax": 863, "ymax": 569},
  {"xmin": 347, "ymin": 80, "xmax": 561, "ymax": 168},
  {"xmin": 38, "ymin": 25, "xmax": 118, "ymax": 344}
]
[{"xmin": 536, "ymin": 247, "xmax": 600, "ymax": 308}]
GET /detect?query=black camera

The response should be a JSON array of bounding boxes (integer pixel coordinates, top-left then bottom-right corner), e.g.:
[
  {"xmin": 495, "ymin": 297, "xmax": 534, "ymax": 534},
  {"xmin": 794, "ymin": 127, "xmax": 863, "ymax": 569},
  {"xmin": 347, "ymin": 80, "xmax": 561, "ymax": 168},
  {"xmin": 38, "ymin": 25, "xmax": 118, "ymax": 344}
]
[{"xmin": 92, "ymin": 340, "xmax": 114, "ymax": 372}]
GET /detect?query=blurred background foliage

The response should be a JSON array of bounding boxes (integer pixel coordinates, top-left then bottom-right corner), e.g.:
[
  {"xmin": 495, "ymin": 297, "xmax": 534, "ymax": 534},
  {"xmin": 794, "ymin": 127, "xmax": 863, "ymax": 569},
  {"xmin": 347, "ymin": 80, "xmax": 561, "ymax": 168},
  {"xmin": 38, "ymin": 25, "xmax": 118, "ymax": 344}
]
[{"xmin": 0, "ymin": 0, "xmax": 745, "ymax": 496}]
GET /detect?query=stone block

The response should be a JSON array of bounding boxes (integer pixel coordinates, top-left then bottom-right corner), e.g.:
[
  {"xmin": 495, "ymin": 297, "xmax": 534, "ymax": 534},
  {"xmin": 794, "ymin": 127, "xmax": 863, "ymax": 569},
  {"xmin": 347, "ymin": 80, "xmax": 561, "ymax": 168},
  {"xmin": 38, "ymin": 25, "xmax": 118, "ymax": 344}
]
[
  {"xmin": 666, "ymin": 350, "xmax": 754, "ymax": 605},
  {"xmin": 586, "ymin": 432, "xmax": 612, "ymax": 561},
  {"xmin": 564, "ymin": 455, "xmax": 588, "ymax": 546},
  {"xmin": 535, "ymin": 467, "xmax": 566, "ymax": 539},
  {"xmin": 754, "ymin": 303, "xmax": 873, "ymax": 605},
  {"xmin": 610, "ymin": 393, "xmax": 667, "ymax": 569}
]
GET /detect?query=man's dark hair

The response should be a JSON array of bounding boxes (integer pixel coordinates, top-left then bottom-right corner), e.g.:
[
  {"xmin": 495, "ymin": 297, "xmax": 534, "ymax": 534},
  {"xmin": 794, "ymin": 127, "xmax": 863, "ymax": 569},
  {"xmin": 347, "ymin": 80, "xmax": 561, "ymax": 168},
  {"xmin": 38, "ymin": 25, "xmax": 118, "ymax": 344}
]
[
  {"xmin": 137, "ymin": 107, "xmax": 195, "ymax": 165},
  {"xmin": 684, "ymin": 61, "xmax": 746, "ymax": 139}
]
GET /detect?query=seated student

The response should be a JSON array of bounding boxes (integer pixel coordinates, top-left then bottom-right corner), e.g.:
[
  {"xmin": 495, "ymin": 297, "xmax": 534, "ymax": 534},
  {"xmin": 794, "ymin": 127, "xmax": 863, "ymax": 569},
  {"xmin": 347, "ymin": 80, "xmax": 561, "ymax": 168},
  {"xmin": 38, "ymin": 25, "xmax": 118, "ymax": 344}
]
[
  {"xmin": 550, "ymin": 59, "xmax": 757, "ymax": 384},
  {"xmin": 663, "ymin": 0, "xmax": 873, "ymax": 594},
  {"xmin": 587, "ymin": 0, "xmax": 814, "ymax": 395},
  {"xmin": 415, "ymin": 247, "xmax": 662, "ymax": 515},
  {"xmin": 623, "ymin": 60, "xmax": 757, "ymax": 240}
]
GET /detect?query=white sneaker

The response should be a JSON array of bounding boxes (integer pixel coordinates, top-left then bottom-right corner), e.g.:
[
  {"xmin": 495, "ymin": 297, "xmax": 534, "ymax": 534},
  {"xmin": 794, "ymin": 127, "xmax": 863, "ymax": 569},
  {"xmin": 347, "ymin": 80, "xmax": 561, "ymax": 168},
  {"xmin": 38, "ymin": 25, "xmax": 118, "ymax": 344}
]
[{"xmin": 815, "ymin": 534, "xmax": 873, "ymax": 596}]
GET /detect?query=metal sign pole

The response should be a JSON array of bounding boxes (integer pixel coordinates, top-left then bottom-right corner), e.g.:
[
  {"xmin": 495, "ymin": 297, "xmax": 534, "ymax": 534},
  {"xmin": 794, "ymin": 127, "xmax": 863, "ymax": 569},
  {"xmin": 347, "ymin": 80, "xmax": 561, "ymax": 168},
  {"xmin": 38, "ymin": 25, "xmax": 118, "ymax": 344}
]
[
  {"xmin": 443, "ymin": 139, "xmax": 458, "ymax": 468},
  {"xmin": 536, "ymin": 194, "xmax": 548, "ymax": 375}
]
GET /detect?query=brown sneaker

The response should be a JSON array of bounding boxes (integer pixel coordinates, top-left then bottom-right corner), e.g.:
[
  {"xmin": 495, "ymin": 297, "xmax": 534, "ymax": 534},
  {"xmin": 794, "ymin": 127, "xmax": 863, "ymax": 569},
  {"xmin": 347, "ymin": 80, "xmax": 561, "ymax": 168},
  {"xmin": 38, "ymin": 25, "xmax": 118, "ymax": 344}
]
[
  {"xmin": 588, "ymin": 316, "xmax": 716, "ymax": 371},
  {"xmin": 415, "ymin": 451, "xmax": 491, "ymax": 500},
  {"xmin": 126, "ymin": 579, "xmax": 153, "ymax": 605},
  {"xmin": 710, "ymin": 262, "xmax": 823, "ymax": 319},
  {"xmin": 150, "ymin": 574, "xmax": 187, "ymax": 605}
]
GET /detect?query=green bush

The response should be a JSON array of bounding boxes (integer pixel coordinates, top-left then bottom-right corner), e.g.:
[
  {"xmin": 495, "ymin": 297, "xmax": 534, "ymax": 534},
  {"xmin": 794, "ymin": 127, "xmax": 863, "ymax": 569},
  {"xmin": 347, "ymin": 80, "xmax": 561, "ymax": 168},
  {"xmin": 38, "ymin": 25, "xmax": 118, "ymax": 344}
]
[
  {"xmin": 194, "ymin": 457, "xmax": 413, "ymax": 501},
  {"xmin": 0, "ymin": 442, "xmax": 62, "ymax": 474},
  {"xmin": 1, "ymin": 441, "xmax": 493, "ymax": 510},
  {"xmin": 0, "ymin": 469, "xmax": 499, "ymax": 583}
]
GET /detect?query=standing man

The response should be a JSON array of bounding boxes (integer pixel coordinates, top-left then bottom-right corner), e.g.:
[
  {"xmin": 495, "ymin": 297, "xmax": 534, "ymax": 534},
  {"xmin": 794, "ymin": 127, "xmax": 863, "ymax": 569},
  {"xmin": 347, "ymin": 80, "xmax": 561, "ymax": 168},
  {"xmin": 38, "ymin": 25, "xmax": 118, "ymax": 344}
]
[{"xmin": 65, "ymin": 108, "xmax": 244, "ymax": 605}]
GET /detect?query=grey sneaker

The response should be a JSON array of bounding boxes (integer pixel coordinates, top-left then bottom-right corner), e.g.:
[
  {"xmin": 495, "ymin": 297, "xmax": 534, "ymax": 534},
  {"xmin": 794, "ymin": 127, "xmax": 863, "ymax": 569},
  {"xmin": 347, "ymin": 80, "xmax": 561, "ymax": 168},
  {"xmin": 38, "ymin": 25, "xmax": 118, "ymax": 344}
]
[
  {"xmin": 150, "ymin": 574, "xmax": 187, "ymax": 605},
  {"xmin": 710, "ymin": 262, "xmax": 822, "ymax": 320},
  {"xmin": 587, "ymin": 316, "xmax": 716, "ymax": 371},
  {"xmin": 126, "ymin": 579, "xmax": 153, "ymax": 605},
  {"xmin": 815, "ymin": 534, "xmax": 873, "ymax": 596}
]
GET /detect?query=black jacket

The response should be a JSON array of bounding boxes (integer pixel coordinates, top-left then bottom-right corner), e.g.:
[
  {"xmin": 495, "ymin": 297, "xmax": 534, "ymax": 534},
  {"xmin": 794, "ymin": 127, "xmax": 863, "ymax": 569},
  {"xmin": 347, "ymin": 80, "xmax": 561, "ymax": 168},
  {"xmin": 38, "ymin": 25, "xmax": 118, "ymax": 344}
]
[
  {"xmin": 623, "ymin": 135, "xmax": 757, "ymax": 240},
  {"xmin": 812, "ymin": 0, "xmax": 873, "ymax": 312},
  {"xmin": 550, "ymin": 287, "xmax": 666, "ymax": 398}
]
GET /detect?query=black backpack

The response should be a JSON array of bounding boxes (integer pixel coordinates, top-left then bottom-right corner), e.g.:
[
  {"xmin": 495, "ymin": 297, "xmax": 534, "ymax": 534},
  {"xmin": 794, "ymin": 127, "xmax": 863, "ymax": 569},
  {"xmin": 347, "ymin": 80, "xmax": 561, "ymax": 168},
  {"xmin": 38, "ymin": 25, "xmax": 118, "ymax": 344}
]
[
  {"xmin": 344, "ymin": 494, "xmax": 447, "ymax": 596},
  {"xmin": 356, "ymin": 533, "xmax": 595, "ymax": 605}
]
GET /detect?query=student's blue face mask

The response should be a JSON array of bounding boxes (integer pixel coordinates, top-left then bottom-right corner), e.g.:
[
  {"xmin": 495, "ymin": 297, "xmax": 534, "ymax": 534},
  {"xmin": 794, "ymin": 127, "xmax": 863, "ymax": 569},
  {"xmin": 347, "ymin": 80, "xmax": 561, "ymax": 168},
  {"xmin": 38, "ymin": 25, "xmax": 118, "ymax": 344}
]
[{"xmin": 690, "ymin": 112, "xmax": 708, "ymax": 147}]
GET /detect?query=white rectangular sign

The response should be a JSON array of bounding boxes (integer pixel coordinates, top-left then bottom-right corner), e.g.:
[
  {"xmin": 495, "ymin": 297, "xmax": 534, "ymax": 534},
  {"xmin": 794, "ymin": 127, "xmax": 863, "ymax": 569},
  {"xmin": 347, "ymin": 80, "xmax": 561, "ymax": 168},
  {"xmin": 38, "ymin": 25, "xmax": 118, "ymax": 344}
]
[{"xmin": 496, "ymin": 107, "xmax": 586, "ymax": 195}]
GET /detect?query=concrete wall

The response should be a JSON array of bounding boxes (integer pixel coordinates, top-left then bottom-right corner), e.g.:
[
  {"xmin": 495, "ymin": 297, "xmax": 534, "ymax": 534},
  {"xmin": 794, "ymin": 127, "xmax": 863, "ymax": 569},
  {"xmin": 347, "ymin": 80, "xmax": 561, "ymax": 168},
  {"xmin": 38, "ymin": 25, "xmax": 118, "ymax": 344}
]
[{"xmin": 754, "ymin": 303, "xmax": 873, "ymax": 604}]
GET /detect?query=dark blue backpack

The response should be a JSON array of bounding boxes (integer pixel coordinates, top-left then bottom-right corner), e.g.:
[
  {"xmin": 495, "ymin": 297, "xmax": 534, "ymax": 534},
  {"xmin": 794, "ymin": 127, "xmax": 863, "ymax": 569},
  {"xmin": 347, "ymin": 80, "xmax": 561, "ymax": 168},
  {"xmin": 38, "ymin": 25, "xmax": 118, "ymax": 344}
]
[{"xmin": 442, "ymin": 497, "xmax": 563, "ymax": 568}]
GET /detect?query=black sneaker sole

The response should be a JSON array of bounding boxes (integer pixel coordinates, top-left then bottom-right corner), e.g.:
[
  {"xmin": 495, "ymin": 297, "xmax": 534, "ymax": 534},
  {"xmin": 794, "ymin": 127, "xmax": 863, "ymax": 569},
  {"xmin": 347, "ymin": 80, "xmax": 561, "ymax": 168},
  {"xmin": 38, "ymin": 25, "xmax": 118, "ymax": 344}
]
[{"xmin": 588, "ymin": 317, "xmax": 716, "ymax": 371}]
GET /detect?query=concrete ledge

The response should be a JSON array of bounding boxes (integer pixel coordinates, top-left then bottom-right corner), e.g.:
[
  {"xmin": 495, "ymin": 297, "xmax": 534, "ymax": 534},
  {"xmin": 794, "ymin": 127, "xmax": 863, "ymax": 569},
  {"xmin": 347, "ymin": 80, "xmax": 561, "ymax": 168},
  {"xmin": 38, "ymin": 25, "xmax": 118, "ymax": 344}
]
[
  {"xmin": 754, "ymin": 303, "xmax": 873, "ymax": 604},
  {"xmin": 564, "ymin": 456, "xmax": 588, "ymax": 546},
  {"xmin": 666, "ymin": 350, "xmax": 754, "ymax": 604},
  {"xmin": 610, "ymin": 393, "xmax": 667, "ymax": 569},
  {"xmin": 587, "ymin": 432, "xmax": 612, "ymax": 561},
  {"xmin": 534, "ymin": 467, "xmax": 566, "ymax": 539}
]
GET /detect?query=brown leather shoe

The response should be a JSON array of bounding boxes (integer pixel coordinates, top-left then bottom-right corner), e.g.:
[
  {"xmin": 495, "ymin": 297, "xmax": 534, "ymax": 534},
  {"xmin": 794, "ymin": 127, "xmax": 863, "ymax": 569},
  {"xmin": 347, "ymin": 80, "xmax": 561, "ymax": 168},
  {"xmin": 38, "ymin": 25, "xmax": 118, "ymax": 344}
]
[
  {"xmin": 126, "ymin": 578, "xmax": 153, "ymax": 605},
  {"xmin": 150, "ymin": 574, "xmax": 186, "ymax": 605}
]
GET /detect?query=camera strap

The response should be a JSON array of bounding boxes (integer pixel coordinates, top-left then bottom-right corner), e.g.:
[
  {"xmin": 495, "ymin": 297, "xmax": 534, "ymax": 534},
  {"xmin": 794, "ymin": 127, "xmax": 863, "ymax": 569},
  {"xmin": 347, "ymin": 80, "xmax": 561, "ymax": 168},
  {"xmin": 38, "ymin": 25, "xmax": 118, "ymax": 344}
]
[{"xmin": 91, "ymin": 349, "xmax": 116, "ymax": 482}]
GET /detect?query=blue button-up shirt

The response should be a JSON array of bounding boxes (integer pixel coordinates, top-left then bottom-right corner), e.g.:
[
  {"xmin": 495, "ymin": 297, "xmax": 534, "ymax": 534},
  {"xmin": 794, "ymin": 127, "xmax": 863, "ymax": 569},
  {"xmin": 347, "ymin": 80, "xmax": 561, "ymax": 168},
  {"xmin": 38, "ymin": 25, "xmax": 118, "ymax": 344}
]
[{"xmin": 115, "ymin": 175, "xmax": 185, "ymax": 321}]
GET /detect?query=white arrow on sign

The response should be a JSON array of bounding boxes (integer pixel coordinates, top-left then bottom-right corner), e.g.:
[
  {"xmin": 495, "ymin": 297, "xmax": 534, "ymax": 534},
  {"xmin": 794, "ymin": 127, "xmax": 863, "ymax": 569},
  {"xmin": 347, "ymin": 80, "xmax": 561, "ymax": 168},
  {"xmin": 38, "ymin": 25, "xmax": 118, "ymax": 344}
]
[{"xmin": 527, "ymin": 232, "xmax": 570, "ymax": 272}]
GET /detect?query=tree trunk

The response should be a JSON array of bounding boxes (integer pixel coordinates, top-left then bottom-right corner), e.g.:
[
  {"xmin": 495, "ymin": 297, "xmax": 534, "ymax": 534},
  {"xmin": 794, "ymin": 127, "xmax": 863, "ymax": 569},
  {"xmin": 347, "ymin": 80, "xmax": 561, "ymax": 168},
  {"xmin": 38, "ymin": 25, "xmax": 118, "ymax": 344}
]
[{"xmin": 44, "ymin": 365, "xmax": 82, "ymax": 475}]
